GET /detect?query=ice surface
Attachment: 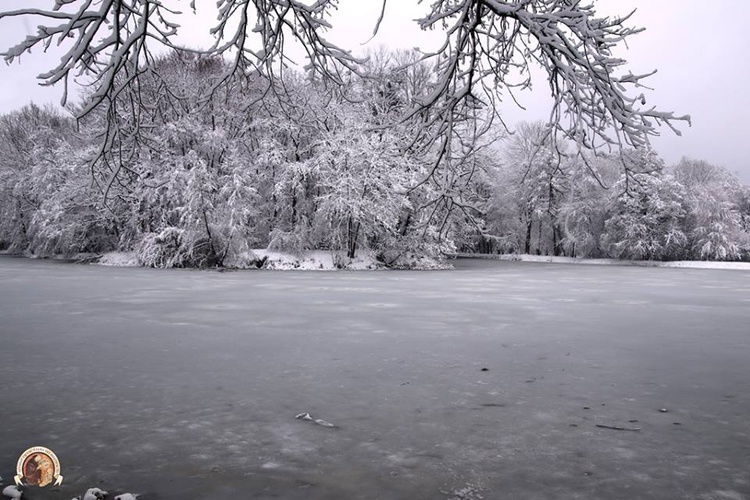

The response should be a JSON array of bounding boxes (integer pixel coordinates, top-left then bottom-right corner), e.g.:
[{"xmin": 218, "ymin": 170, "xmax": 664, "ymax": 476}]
[{"xmin": 0, "ymin": 256, "xmax": 749, "ymax": 499}]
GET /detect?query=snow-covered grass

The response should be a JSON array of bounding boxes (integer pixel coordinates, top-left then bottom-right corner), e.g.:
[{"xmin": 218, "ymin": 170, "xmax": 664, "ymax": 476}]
[
  {"xmin": 453, "ymin": 253, "xmax": 750, "ymax": 270},
  {"xmin": 97, "ymin": 251, "xmax": 140, "ymax": 267}
]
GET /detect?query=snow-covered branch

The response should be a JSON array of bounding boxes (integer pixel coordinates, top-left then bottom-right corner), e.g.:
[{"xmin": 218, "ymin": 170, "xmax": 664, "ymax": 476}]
[{"xmin": 413, "ymin": 0, "xmax": 690, "ymax": 151}]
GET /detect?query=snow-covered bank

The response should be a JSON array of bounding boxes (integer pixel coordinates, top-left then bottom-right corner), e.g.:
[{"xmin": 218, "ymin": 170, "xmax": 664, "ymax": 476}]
[
  {"xmin": 452, "ymin": 253, "xmax": 750, "ymax": 270},
  {"xmin": 95, "ymin": 250, "xmax": 453, "ymax": 270},
  {"xmin": 249, "ymin": 250, "xmax": 382, "ymax": 270},
  {"xmin": 15, "ymin": 249, "xmax": 750, "ymax": 271}
]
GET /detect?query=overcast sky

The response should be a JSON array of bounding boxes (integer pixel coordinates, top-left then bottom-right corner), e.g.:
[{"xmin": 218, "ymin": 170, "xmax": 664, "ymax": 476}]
[{"xmin": 1, "ymin": 1, "xmax": 748, "ymax": 181}]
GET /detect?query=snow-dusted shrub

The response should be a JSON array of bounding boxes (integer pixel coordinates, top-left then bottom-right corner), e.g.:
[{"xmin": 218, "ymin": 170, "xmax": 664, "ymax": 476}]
[
  {"xmin": 692, "ymin": 219, "xmax": 742, "ymax": 261},
  {"xmin": 136, "ymin": 228, "xmax": 185, "ymax": 268},
  {"xmin": 185, "ymin": 235, "xmax": 222, "ymax": 268},
  {"xmin": 689, "ymin": 196, "xmax": 747, "ymax": 261},
  {"xmin": 29, "ymin": 187, "xmax": 118, "ymax": 257},
  {"xmin": 376, "ymin": 220, "xmax": 457, "ymax": 268},
  {"xmin": 222, "ymin": 250, "xmax": 265, "ymax": 269},
  {"xmin": 136, "ymin": 228, "xmax": 220, "ymax": 268},
  {"xmin": 267, "ymin": 227, "xmax": 313, "ymax": 255},
  {"xmin": 384, "ymin": 253, "xmax": 455, "ymax": 270}
]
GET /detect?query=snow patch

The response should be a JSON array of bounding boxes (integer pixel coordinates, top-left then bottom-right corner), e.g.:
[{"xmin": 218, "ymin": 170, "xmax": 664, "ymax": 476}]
[
  {"xmin": 97, "ymin": 252, "xmax": 140, "ymax": 267},
  {"xmin": 260, "ymin": 461, "xmax": 283, "ymax": 470},
  {"xmin": 253, "ymin": 249, "xmax": 382, "ymax": 270}
]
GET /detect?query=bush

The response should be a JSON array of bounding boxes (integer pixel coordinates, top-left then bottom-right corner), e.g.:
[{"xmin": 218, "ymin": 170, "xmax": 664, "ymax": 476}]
[{"xmin": 135, "ymin": 228, "xmax": 221, "ymax": 268}]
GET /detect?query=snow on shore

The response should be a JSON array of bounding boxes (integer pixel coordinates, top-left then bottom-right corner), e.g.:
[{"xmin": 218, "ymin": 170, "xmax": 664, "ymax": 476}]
[
  {"xmin": 453, "ymin": 253, "xmax": 750, "ymax": 270},
  {"xmin": 251, "ymin": 249, "xmax": 382, "ymax": 270},
  {"xmin": 94, "ymin": 249, "xmax": 452, "ymax": 270},
  {"xmin": 83, "ymin": 250, "xmax": 750, "ymax": 271}
]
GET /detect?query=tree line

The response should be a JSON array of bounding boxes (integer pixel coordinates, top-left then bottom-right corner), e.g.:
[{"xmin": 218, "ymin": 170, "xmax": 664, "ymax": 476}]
[
  {"xmin": 0, "ymin": 51, "xmax": 746, "ymax": 267},
  {"xmin": 475, "ymin": 123, "xmax": 750, "ymax": 261}
]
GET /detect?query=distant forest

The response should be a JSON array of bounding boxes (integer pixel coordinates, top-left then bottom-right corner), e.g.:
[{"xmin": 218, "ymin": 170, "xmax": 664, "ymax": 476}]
[{"xmin": 1, "ymin": 51, "xmax": 748, "ymax": 267}]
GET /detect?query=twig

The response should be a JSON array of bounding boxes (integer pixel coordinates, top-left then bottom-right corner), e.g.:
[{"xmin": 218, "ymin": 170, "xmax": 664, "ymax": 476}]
[{"xmin": 596, "ymin": 424, "xmax": 641, "ymax": 432}]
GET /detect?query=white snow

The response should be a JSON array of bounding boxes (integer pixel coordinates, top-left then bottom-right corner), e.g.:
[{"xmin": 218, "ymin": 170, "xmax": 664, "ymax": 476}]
[
  {"xmin": 252, "ymin": 249, "xmax": 383, "ymax": 270},
  {"xmin": 82, "ymin": 487, "xmax": 108, "ymax": 500},
  {"xmin": 113, "ymin": 494, "xmax": 139, "ymax": 500},
  {"xmin": 97, "ymin": 252, "xmax": 140, "ymax": 267},
  {"xmin": 1, "ymin": 486, "xmax": 22, "ymax": 500}
]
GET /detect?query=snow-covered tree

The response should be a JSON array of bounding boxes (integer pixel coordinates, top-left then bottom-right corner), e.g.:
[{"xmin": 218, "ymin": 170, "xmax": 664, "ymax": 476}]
[
  {"xmin": 671, "ymin": 158, "xmax": 749, "ymax": 261},
  {"xmin": 484, "ymin": 122, "xmax": 571, "ymax": 256},
  {"xmin": 601, "ymin": 152, "xmax": 689, "ymax": 261},
  {"xmin": 0, "ymin": 104, "xmax": 117, "ymax": 255},
  {"xmin": 558, "ymin": 153, "xmax": 621, "ymax": 258}
]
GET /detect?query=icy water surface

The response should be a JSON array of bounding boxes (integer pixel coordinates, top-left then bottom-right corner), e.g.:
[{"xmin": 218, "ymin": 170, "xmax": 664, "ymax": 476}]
[{"xmin": 1, "ymin": 256, "xmax": 749, "ymax": 499}]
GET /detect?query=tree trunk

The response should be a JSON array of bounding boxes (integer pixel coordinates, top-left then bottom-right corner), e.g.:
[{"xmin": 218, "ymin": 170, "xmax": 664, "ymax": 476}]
[
  {"xmin": 201, "ymin": 204, "xmax": 219, "ymax": 266},
  {"xmin": 291, "ymin": 190, "xmax": 297, "ymax": 226},
  {"xmin": 537, "ymin": 220, "xmax": 542, "ymax": 255},
  {"xmin": 553, "ymin": 224, "xmax": 563, "ymax": 256},
  {"xmin": 525, "ymin": 218, "xmax": 532, "ymax": 254},
  {"xmin": 347, "ymin": 217, "xmax": 359, "ymax": 259},
  {"xmin": 548, "ymin": 180, "xmax": 565, "ymax": 257},
  {"xmin": 271, "ymin": 163, "xmax": 278, "ymax": 221},
  {"xmin": 399, "ymin": 210, "xmax": 412, "ymax": 237}
]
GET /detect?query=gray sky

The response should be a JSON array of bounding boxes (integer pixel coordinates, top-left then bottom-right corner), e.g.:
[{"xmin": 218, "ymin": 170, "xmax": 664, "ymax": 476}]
[{"xmin": 1, "ymin": 1, "xmax": 748, "ymax": 181}]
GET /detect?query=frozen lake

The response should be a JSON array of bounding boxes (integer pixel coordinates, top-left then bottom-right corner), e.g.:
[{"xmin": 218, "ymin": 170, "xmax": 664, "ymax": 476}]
[{"xmin": 1, "ymin": 256, "xmax": 749, "ymax": 500}]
